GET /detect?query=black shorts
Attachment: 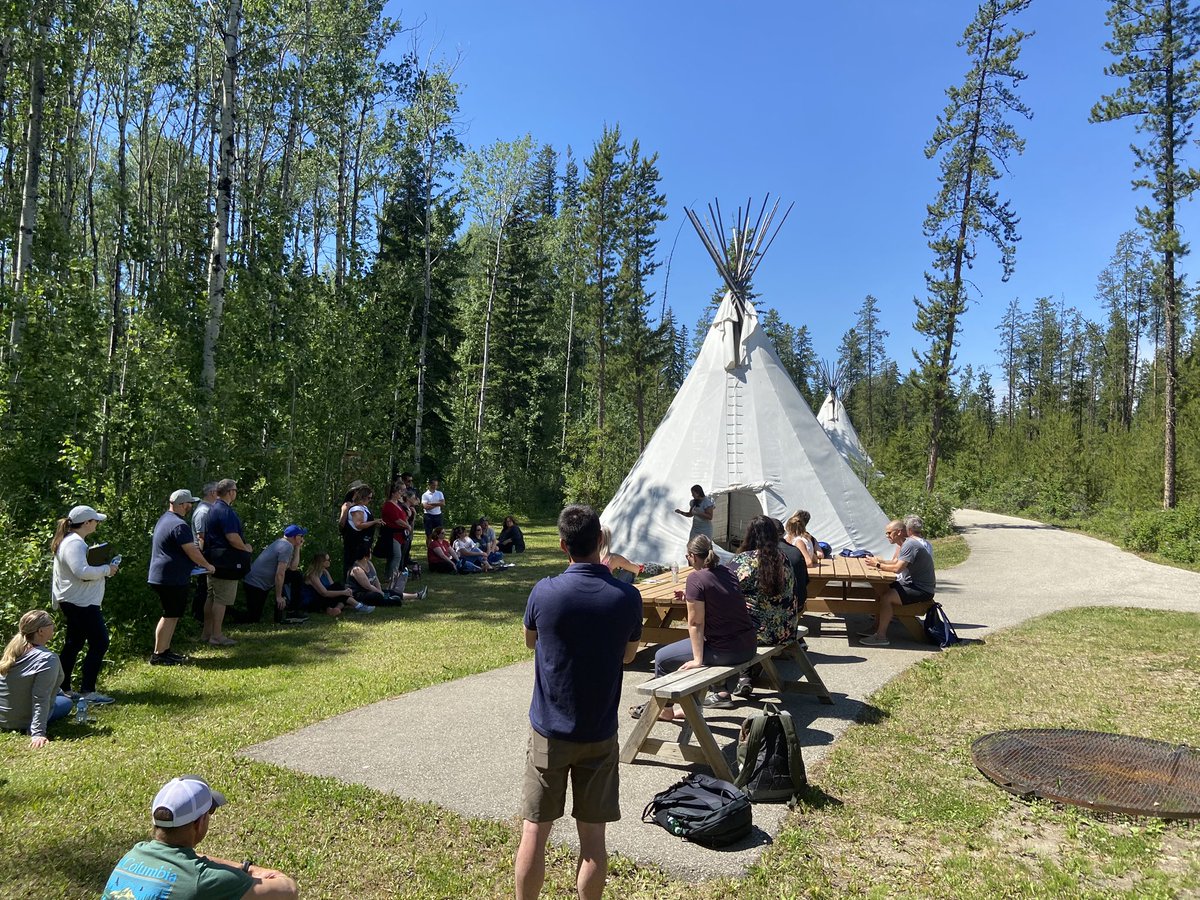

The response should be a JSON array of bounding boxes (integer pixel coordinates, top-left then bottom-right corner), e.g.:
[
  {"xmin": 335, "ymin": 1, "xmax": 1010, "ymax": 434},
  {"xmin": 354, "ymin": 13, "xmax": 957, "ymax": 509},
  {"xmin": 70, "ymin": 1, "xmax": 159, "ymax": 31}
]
[
  {"xmin": 151, "ymin": 583, "xmax": 190, "ymax": 618},
  {"xmin": 895, "ymin": 583, "xmax": 935, "ymax": 605}
]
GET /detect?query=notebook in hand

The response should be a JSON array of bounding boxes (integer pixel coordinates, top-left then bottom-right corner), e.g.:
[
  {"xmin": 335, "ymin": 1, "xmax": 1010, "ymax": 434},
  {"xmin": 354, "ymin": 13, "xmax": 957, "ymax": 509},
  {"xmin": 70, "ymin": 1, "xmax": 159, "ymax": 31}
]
[{"xmin": 86, "ymin": 542, "xmax": 113, "ymax": 566}]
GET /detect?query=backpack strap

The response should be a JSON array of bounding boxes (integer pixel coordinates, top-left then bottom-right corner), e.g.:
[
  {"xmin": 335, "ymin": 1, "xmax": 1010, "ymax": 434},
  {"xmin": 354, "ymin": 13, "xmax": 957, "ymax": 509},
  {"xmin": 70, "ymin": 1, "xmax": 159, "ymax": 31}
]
[{"xmin": 775, "ymin": 709, "xmax": 808, "ymax": 793}]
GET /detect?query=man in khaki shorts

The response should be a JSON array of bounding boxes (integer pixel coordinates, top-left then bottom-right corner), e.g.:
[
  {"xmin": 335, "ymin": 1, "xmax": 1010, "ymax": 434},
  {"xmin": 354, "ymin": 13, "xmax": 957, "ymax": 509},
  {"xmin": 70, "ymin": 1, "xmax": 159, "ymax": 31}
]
[
  {"xmin": 515, "ymin": 505, "xmax": 642, "ymax": 899},
  {"xmin": 201, "ymin": 479, "xmax": 252, "ymax": 647}
]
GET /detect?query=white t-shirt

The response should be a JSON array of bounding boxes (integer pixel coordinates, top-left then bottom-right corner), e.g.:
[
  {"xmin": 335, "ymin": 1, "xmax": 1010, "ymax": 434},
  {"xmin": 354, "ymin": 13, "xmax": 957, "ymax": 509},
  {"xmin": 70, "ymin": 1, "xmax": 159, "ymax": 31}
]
[{"xmin": 422, "ymin": 490, "xmax": 445, "ymax": 515}]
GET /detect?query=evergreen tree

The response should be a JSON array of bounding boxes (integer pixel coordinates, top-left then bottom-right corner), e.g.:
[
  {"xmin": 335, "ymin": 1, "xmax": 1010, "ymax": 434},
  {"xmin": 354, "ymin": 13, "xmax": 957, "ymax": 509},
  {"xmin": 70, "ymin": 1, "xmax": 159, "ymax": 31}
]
[
  {"xmin": 1091, "ymin": 0, "xmax": 1200, "ymax": 508},
  {"xmin": 917, "ymin": 0, "xmax": 1033, "ymax": 491}
]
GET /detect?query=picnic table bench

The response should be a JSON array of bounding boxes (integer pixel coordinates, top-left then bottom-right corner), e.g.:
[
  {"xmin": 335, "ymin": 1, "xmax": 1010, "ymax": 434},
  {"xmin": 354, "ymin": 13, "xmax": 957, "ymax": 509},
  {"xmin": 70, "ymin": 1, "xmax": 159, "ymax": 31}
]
[
  {"xmin": 620, "ymin": 632, "xmax": 830, "ymax": 781},
  {"xmin": 806, "ymin": 556, "xmax": 931, "ymax": 640}
]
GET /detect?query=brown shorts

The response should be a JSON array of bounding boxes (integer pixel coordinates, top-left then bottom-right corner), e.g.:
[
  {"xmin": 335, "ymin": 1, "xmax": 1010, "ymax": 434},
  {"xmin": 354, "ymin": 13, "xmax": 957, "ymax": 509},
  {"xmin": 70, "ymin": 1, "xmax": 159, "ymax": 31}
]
[
  {"xmin": 207, "ymin": 576, "xmax": 239, "ymax": 607},
  {"xmin": 521, "ymin": 727, "xmax": 620, "ymax": 824}
]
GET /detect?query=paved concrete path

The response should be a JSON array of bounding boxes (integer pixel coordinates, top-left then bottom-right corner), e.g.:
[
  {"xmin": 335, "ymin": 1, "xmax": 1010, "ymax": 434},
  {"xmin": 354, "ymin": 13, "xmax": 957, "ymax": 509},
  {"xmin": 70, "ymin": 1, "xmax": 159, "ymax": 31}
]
[{"xmin": 241, "ymin": 509, "xmax": 1200, "ymax": 881}]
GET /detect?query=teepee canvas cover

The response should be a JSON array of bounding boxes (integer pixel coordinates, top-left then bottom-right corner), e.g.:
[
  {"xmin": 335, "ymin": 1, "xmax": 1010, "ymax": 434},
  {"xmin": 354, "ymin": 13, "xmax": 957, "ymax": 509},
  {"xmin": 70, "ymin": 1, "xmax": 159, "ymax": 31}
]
[
  {"xmin": 817, "ymin": 391, "xmax": 877, "ymax": 477},
  {"xmin": 600, "ymin": 289, "xmax": 891, "ymax": 566}
]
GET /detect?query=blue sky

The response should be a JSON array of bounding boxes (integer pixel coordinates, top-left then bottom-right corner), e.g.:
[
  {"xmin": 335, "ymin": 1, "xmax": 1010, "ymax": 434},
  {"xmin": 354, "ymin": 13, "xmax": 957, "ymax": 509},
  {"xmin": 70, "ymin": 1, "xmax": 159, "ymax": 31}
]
[{"xmin": 401, "ymin": 1, "xmax": 1198, "ymax": 379}]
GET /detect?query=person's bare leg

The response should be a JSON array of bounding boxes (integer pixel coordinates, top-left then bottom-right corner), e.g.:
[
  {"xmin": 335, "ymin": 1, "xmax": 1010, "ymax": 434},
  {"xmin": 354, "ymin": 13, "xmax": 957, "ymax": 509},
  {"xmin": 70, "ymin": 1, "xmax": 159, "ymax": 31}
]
[
  {"xmin": 575, "ymin": 820, "xmax": 608, "ymax": 900},
  {"xmin": 210, "ymin": 603, "xmax": 227, "ymax": 641},
  {"xmin": 875, "ymin": 589, "xmax": 899, "ymax": 637},
  {"xmin": 201, "ymin": 598, "xmax": 215, "ymax": 642},
  {"xmin": 515, "ymin": 819, "xmax": 553, "ymax": 900},
  {"xmin": 153, "ymin": 617, "xmax": 178, "ymax": 654},
  {"xmin": 658, "ymin": 703, "xmax": 678, "ymax": 722}
]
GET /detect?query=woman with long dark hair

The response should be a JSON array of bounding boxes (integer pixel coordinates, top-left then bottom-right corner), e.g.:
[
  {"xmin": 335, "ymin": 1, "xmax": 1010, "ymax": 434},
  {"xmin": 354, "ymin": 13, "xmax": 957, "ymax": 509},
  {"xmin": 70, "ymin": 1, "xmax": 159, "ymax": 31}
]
[
  {"xmin": 51, "ymin": 505, "xmax": 120, "ymax": 704},
  {"xmin": 731, "ymin": 515, "xmax": 796, "ymax": 646}
]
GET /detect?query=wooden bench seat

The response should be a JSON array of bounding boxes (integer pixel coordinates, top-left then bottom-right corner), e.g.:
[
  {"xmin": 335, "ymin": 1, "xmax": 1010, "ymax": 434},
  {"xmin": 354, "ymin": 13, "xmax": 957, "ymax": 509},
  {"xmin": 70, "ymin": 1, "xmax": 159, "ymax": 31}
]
[
  {"xmin": 620, "ymin": 631, "xmax": 830, "ymax": 781},
  {"xmin": 805, "ymin": 594, "xmax": 933, "ymax": 640}
]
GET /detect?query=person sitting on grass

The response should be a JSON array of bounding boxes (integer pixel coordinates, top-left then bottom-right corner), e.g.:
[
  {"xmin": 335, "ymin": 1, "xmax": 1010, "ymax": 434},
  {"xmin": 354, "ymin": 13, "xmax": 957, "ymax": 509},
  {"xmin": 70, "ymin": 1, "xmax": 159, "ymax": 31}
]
[
  {"xmin": 426, "ymin": 526, "xmax": 459, "ymax": 574},
  {"xmin": 471, "ymin": 521, "xmax": 505, "ymax": 566},
  {"xmin": 598, "ymin": 525, "xmax": 642, "ymax": 583},
  {"xmin": 0, "ymin": 610, "xmax": 73, "ymax": 749},
  {"xmin": 498, "ymin": 515, "xmax": 526, "ymax": 555},
  {"xmin": 451, "ymin": 526, "xmax": 492, "ymax": 573},
  {"xmin": 632, "ymin": 535, "xmax": 757, "ymax": 721},
  {"xmin": 102, "ymin": 774, "xmax": 299, "ymax": 899},
  {"xmin": 301, "ymin": 552, "xmax": 349, "ymax": 617},
  {"xmin": 348, "ymin": 548, "xmax": 426, "ymax": 606},
  {"xmin": 861, "ymin": 520, "xmax": 936, "ymax": 647}
]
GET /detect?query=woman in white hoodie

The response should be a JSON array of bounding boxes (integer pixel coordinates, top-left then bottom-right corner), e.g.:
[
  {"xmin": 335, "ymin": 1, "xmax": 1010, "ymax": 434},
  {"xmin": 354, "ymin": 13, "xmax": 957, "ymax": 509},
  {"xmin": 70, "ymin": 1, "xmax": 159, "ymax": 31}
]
[{"xmin": 51, "ymin": 505, "xmax": 119, "ymax": 704}]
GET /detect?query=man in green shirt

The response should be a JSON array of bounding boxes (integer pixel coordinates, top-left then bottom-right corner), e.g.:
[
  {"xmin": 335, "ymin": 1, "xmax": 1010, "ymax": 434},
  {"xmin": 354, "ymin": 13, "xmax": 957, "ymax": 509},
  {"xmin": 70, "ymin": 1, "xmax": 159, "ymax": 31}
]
[{"xmin": 102, "ymin": 774, "xmax": 298, "ymax": 899}]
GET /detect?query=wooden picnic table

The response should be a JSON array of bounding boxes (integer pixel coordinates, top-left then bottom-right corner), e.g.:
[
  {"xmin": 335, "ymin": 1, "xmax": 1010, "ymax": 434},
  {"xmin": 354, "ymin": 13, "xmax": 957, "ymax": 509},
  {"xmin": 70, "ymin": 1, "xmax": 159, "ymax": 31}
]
[{"xmin": 638, "ymin": 556, "xmax": 927, "ymax": 642}]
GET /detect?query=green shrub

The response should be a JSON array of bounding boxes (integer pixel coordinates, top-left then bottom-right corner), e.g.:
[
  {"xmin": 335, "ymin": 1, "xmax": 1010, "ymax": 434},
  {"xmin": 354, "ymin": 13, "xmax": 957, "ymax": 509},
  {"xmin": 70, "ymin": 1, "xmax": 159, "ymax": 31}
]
[
  {"xmin": 1124, "ymin": 504, "xmax": 1200, "ymax": 565},
  {"xmin": 867, "ymin": 476, "xmax": 956, "ymax": 539}
]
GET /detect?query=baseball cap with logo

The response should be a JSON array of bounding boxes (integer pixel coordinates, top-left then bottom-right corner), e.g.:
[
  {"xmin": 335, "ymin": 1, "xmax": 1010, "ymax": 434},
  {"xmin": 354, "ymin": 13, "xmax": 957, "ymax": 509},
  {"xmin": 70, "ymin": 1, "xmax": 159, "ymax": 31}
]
[
  {"xmin": 283, "ymin": 525, "xmax": 308, "ymax": 538},
  {"xmin": 151, "ymin": 775, "xmax": 227, "ymax": 828}
]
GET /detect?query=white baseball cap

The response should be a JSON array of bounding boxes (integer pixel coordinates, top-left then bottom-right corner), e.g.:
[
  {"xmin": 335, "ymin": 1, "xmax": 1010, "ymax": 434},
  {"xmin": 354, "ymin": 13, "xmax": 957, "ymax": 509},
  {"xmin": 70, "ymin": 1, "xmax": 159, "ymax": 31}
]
[
  {"xmin": 151, "ymin": 775, "xmax": 227, "ymax": 828},
  {"xmin": 67, "ymin": 505, "xmax": 106, "ymax": 525}
]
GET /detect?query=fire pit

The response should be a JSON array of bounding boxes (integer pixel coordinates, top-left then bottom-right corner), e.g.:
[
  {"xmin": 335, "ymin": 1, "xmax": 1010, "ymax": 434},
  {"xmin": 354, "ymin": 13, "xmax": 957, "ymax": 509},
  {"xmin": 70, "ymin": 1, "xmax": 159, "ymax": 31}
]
[{"xmin": 971, "ymin": 729, "xmax": 1200, "ymax": 818}]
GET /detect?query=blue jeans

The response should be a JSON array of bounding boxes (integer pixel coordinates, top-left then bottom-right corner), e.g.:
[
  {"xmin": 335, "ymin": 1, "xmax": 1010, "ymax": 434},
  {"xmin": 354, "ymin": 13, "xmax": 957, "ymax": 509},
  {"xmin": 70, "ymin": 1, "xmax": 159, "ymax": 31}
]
[
  {"xmin": 457, "ymin": 558, "xmax": 482, "ymax": 573},
  {"xmin": 653, "ymin": 638, "xmax": 755, "ymax": 692},
  {"xmin": 59, "ymin": 602, "xmax": 109, "ymax": 694},
  {"xmin": 49, "ymin": 694, "xmax": 73, "ymax": 724},
  {"xmin": 486, "ymin": 551, "xmax": 504, "ymax": 565}
]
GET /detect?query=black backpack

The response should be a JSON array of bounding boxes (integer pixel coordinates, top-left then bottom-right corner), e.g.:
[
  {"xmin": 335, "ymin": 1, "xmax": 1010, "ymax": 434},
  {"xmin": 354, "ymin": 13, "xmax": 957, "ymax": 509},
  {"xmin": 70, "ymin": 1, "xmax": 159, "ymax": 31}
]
[
  {"xmin": 923, "ymin": 602, "xmax": 961, "ymax": 648},
  {"xmin": 642, "ymin": 773, "xmax": 752, "ymax": 847},
  {"xmin": 734, "ymin": 703, "xmax": 807, "ymax": 802}
]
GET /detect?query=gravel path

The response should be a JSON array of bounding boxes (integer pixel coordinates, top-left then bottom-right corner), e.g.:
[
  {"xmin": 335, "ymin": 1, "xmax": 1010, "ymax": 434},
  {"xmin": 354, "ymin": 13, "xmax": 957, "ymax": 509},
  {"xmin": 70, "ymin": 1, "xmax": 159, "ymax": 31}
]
[{"xmin": 241, "ymin": 509, "xmax": 1200, "ymax": 881}]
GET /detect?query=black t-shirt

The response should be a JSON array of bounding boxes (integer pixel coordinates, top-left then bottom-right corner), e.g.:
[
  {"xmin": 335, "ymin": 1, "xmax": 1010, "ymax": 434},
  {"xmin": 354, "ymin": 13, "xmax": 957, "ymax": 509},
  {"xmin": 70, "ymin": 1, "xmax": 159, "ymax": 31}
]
[
  {"xmin": 778, "ymin": 540, "xmax": 808, "ymax": 603},
  {"xmin": 686, "ymin": 565, "xmax": 757, "ymax": 655}
]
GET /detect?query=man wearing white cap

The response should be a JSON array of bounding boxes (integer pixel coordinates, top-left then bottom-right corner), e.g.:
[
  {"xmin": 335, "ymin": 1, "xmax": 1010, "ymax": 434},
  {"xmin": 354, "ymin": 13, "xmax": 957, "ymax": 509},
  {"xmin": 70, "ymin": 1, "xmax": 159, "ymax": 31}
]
[
  {"xmin": 102, "ymin": 774, "xmax": 299, "ymax": 898},
  {"xmin": 148, "ymin": 490, "xmax": 216, "ymax": 665},
  {"xmin": 51, "ymin": 504, "xmax": 119, "ymax": 704}
]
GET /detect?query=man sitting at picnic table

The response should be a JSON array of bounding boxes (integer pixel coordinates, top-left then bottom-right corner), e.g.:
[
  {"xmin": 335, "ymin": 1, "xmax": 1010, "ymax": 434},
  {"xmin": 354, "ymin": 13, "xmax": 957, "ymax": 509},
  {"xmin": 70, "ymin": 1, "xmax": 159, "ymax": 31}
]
[{"xmin": 860, "ymin": 520, "xmax": 936, "ymax": 647}]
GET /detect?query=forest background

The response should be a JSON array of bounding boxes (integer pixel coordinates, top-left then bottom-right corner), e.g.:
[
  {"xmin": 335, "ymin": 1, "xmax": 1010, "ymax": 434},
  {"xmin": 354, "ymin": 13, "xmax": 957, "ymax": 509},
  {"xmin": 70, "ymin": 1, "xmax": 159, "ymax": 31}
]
[{"xmin": 0, "ymin": 0, "xmax": 1198, "ymax": 652}]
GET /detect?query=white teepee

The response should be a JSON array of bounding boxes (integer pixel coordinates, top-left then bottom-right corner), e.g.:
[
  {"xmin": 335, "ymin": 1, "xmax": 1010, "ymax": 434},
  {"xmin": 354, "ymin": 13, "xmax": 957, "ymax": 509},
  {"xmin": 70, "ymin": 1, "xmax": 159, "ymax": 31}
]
[
  {"xmin": 817, "ymin": 390, "xmax": 877, "ymax": 477},
  {"xmin": 600, "ymin": 199, "xmax": 890, "ymax": 566}
]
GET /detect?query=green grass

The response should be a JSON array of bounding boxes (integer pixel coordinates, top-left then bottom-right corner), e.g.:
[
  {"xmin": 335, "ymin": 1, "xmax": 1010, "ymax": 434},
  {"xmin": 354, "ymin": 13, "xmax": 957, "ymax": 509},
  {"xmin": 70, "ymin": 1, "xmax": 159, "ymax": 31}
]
[
  {"xmin": 8, "ymin": 527, "xmax": 1200, "ymax": 898},
  {"xmin": 932, "ymin": 533, "xmax": 969, "ymax": 569}
]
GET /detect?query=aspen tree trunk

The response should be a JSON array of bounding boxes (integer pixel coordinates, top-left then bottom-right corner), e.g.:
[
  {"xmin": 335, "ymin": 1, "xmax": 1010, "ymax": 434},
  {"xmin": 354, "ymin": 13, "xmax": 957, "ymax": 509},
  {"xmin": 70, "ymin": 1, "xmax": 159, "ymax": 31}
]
[
  {"xmin": 10, "ymin": 0, "xmax": 50, "ymax": 364},
  {"xmin": 202, "ymin": 0, "xmax": 242, "ymax": 394},
  {"xmin": 474, "ymin": 226, "xmax": 504, "ymax": 451}
]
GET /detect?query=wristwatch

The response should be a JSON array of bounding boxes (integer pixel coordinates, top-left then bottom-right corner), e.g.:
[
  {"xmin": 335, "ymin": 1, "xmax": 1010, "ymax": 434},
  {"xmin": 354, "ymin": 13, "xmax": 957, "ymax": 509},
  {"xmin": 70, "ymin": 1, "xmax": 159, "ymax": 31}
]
[{"xmin": 241, "ymin": 859, "xmax": 253, "ymax": 873}]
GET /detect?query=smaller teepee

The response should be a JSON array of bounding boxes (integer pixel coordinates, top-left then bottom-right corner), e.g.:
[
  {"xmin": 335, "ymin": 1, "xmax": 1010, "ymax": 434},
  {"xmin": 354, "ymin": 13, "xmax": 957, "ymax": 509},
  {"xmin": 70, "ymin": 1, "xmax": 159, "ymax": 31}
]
[{"xmin": 816, "ymin": 362, "xmax": 878, "ymax": 479}]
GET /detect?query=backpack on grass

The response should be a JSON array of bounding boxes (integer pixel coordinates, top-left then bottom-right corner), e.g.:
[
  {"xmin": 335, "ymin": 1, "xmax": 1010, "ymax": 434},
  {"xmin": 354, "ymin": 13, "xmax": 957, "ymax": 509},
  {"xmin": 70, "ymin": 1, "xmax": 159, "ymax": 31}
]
[
  {"xmin": 923, "ymin": 602, "xmax": 961, "ymax": 648},
  {"xmin": 734, "ymin": 702, "xmax": 807, "ymax": 802},
  {"xmin": 642, "ymin": 773, "xmax": 752, "ymax": 847}
]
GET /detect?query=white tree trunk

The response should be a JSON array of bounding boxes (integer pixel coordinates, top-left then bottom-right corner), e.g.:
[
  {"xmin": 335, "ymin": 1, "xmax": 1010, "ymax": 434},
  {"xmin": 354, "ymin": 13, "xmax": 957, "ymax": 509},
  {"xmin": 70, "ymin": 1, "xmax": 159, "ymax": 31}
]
[{"xmin": 202, "ymin": 0, "xmax": 242, "ymax": 394}]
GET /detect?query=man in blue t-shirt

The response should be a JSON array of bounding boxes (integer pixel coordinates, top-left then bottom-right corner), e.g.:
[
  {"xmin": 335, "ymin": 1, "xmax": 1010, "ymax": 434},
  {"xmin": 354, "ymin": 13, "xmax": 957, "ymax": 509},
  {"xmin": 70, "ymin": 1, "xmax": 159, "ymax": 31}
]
[
  {"xmin": 202, "ymin": 479, "xmax": 252, "ymax": 647},
  {"xmin": 148, "ymin": 490, "xmax": 215, "ymax": 666},
  {"xmin": 515, "ymin": 505, "xmax": 641, "ymax": 900}
]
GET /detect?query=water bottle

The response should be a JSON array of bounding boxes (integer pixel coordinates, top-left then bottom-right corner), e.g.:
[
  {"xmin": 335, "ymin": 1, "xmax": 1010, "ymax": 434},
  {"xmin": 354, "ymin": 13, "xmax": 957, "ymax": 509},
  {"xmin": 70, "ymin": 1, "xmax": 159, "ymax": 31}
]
[
  {"xmin": 75, "ymin": 698, "xmax": 89, "ymax": 724},
  {"xmin": 671, "ymin": 563, "xmax": 679, "ymax": 584}
]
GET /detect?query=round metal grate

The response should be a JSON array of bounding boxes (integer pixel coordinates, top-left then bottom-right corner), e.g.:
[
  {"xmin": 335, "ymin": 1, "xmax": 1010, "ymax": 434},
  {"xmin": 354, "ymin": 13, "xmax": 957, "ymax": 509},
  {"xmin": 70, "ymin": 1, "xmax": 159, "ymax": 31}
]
[{"xmin": 972, "ymin": 729, "xmax": 1200, "ymax": 818}]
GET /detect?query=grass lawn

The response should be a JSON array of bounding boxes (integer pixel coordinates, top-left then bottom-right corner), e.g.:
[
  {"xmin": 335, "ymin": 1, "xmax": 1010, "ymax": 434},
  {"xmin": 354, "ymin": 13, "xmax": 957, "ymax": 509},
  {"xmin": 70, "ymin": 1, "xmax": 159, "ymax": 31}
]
[{"xmin": 7, "ymin": 526, "xmax": 1200, "ymax": 897}]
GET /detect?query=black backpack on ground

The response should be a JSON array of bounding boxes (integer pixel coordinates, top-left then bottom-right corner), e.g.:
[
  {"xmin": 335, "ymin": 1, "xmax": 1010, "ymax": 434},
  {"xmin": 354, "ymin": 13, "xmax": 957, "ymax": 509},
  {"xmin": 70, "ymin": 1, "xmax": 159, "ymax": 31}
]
[
  {"xmin": 642, "ymin": 773, "xmax": 752, "ymax": 847},
  {"xmin": 734, "ymin": 702, "xmax": 807, "ymax": 802},
  {"xmin": 923, "ymin": 601, "xmax": 961, "ymax": 648}
]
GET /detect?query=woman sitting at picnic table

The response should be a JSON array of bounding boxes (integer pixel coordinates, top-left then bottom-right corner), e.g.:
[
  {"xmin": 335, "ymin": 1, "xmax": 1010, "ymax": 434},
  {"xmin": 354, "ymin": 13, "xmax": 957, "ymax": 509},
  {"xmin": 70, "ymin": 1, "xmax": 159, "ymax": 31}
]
[
  {"xmin": 0, "ymin": 610, "xmax": 74, "ymax": 749},
  {"xmin": 784, "ymin": 509, "xmax": 821, "ymax": 567},
  {"xmin": 631, "ymin": 535, "xmax": 757, "ymax": 721},
  {"xmin": 426, "ymin": 526, "xmax": 459, "ymax": 574},
  {"xmin": 498, "ymin": 515, "xmax": 525, "ymax": 554},
  {"xmin": 301, "ymin": 552, "xmax": 350, "ymax": 616},
  {"xmin": 598, "ymin": 526, "xmax": 641, "ymax": 583},
  {"xmin": 731, "ymin": 515, "xmax": 796, "ymax": 647},
  {"xmin": 451, "ymin": 526, "xmax": 491, "ymax": 573}
]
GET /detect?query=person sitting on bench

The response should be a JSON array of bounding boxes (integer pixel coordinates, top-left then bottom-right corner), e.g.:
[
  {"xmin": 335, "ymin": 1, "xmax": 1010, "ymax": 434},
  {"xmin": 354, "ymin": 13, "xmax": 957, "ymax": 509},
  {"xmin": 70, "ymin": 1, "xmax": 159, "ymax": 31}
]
[
  {"xmin": 861, "ymin": 520, "xmax": 936, "ymax": 646},
  {"xmin": 633, "ymin": 534, "xmax": 757, "ymax": 721}
]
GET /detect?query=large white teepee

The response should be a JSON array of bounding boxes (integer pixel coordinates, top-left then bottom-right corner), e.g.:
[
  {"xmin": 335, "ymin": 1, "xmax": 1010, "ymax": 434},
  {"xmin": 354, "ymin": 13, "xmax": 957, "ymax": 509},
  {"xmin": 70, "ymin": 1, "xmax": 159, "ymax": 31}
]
[
  {"xmin": 817, "ymin": 391, "xmax": 877, "ymax": 477},
  {"xmin": 600, "ymin": 199, "xmax": 890, "ymax": 566}
]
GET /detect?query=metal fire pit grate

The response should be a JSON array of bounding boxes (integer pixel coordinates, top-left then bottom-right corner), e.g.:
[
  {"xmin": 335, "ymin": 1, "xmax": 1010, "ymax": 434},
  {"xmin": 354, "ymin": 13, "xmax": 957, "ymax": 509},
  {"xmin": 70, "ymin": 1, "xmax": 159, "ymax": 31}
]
[{"xmin": 972, "ymin": 729, "xmax": 1200, "ymax": 818}]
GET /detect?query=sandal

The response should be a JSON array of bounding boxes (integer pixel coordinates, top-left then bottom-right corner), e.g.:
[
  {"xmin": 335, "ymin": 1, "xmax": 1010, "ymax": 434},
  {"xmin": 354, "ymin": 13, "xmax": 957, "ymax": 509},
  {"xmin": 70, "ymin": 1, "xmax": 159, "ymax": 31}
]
[{"xmin": 630, "ymin": 702, "xmax": 648, "ymax": 720}]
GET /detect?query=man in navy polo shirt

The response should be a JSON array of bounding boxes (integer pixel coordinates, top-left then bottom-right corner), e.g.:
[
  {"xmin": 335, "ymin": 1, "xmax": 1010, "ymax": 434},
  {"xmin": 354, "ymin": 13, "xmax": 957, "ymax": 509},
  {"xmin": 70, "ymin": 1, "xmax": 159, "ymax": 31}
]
[{"xmin": 515, "ymin": 505, "xmax": 641, "ymax": 900}]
